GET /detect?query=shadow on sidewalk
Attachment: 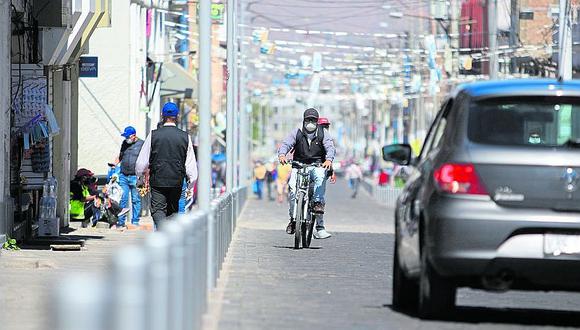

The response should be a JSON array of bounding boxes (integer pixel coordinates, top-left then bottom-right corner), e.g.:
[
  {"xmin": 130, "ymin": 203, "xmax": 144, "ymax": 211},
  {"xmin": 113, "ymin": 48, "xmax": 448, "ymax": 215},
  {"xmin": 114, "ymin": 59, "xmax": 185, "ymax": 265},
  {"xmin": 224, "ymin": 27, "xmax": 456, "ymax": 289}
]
[
  {"xmin": 385, "ymin": 304, "xmax": 580, "ymax": 327},
  {"xmin": 273, "ymin": 245, "xmax": 323, "ymax": 250},
  {"xmin": 19, "ymin": 235, "xmax": 106, "ymax": 250}
]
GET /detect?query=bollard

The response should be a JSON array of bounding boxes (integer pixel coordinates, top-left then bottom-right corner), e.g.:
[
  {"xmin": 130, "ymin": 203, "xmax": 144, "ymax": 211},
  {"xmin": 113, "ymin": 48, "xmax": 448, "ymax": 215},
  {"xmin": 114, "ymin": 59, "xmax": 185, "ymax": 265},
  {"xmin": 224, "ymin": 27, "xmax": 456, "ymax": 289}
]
[
  {"xmin": 191, "ymin": 213, "xmax": 207, "ymax": 330},
  {"xmin": 161, "ymin": 219, "xmax": 186, "ymax": 330},
  {"xmin": 228, "ymin": 194, "xmax": 233, "ymax": 255},
  {"xmin": 207, "ymin": 200, "xmax": 218, "ymax": 290},
  {"xmin": 145, "ymin": 232, "xmax": 171, "ymax": 330},
  {"xmin": 218, "ymin": 197, "xmax": 224, "ymax": 271},
  {"xmin": 54, "ymin": 274, "xmax": 108, "ymax": 330},
  {"xmin": 111, "ymin": 245, "xmax": 148, "ymax": 330},
  {"xmin": 178, "ymin": 214, "xmax": 197, "ymax": 330},
  {"xmin": 201, "ymin": 212, "xmax": 209, "ymax": 313}
]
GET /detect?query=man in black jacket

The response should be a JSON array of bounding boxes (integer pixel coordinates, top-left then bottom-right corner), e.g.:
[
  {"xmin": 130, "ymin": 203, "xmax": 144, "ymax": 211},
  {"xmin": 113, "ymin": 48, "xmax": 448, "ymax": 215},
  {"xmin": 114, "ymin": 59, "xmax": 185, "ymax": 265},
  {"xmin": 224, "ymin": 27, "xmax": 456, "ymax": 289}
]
[
  {"xmin": 135, "ymin": 102, "xmax": 198, "ymax": 229},
  {"xmin": 114, "ymin": 126, "xmax": 144, "ymax": 228}
]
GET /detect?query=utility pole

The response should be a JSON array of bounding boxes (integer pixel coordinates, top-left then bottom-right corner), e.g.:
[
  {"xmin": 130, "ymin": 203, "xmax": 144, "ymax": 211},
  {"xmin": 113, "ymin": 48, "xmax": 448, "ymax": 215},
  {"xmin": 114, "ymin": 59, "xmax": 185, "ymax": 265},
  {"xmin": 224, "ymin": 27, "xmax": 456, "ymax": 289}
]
[
  {"xmin": 450, "ymin": 0, "xmax": 459, "ymax": 78},
  {"xmin": 198, "ymin": 0, "xmax": 212, "ymax": 211},
  {"xmin": 509, "ymin": 0, "xmax": 519, "ymax": 73},
  {"xmin": 199, "ymin": 0, "xmax": 214, "ymax": 290},
  {"xmin": 226, "ymin": 0, "xmax": 235, "ymax": 192},
  {"xmin": 0, "ymin": 0, "xmax": 10, "ymax": 243},
  {"xmin": 239, "ymin": 0, "xmax": 249, "ymax": 186},
  {"xmin": 488, "ymin": 0, "xmax": 498, "ymax": 79},
  {"xmin": 232, "ymin": 2, "xmax": 240, "ymax": 188},
  {"xmin": 559, "ymin": 0, "xmax": 572, "ymax": 80}
]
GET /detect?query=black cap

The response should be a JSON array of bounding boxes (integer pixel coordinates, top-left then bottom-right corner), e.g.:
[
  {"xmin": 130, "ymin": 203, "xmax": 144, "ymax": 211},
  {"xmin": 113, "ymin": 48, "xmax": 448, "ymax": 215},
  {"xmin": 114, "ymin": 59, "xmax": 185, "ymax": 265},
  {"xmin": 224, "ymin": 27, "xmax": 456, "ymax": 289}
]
[{"xmin": 303, "ymin": 108, "xmax": 319, "ymax": 120}]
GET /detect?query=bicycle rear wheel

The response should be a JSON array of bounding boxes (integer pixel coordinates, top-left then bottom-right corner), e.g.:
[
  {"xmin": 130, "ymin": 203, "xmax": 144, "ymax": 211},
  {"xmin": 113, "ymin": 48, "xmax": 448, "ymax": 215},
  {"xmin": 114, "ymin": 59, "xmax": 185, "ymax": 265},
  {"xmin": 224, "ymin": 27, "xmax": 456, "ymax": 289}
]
[{"xmin": 294, "ymin": 192, "xmax": 305, "ymax": 249}]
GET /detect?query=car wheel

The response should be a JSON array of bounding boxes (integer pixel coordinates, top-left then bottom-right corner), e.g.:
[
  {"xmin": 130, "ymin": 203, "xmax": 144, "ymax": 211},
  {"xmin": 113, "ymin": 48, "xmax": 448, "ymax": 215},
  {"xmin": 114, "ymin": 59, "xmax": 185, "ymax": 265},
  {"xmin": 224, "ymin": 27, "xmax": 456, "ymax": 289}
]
[
  {"xmin": 392, "ymin": 239, "xmax": 419, "ymax": 312},
  {"xmin": 418, "ymin": 246, "xmax": 456, "ymax": 319}
]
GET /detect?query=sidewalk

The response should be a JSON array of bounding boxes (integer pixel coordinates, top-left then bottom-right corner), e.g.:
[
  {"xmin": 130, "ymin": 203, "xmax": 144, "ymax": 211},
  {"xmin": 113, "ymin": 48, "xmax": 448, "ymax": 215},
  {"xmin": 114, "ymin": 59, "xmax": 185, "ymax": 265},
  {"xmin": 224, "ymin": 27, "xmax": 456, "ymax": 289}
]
[{"xmin": 0, "ymin": 216, "xmax": 153, "ymax": 330}]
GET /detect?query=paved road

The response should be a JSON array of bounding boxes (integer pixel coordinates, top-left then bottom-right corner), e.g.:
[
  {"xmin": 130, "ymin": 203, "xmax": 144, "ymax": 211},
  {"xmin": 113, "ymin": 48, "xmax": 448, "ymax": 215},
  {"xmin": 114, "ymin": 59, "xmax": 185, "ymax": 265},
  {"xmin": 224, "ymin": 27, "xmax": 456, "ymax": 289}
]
[{"xmin": 209, "ymin": 179, "xmax": 580, "ymax": 329}]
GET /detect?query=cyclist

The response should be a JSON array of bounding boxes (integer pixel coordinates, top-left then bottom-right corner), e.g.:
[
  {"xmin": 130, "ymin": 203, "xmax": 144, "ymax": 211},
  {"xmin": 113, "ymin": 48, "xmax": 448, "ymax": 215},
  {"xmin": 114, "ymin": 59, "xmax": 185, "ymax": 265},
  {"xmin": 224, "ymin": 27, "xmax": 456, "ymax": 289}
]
[{"xmin": 278, "ymin": 108, "xmax": 335, "ymax": 236}]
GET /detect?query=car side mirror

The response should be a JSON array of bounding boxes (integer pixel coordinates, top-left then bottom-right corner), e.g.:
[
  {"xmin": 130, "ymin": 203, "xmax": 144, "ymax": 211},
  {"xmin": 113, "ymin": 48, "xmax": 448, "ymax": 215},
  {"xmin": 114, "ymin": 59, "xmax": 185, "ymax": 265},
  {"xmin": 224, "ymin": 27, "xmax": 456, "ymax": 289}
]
[{"xmin": 382, "ymin": 144, "xmax": 413, "ymax": 165}]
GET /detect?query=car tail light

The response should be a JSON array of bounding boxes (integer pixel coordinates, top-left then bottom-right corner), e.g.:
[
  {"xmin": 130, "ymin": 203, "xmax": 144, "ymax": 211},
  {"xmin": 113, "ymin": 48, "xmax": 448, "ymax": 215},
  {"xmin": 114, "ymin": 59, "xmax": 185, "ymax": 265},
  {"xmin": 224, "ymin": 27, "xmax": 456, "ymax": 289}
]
[{"xmin": 433, "ymin": 163, "xmax": 488, "ymax": 195}]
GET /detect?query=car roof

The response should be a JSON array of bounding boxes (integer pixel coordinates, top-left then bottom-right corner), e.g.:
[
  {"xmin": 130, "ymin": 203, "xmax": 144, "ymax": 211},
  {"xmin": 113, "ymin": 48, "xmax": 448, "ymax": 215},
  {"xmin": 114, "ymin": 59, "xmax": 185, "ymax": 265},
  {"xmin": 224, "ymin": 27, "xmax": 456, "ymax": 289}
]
[{"xmin": 452, "ymin": 79, "xmax": 580, "ymax": 99}]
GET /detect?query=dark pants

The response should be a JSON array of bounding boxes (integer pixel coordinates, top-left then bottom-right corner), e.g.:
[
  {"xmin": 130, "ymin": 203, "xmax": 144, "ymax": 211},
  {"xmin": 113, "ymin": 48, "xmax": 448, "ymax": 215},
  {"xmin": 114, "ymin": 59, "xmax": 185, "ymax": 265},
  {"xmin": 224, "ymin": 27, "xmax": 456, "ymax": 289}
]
[{"xmin": 151, "ymin": 186, "xmax": 182, "ymax": 229}]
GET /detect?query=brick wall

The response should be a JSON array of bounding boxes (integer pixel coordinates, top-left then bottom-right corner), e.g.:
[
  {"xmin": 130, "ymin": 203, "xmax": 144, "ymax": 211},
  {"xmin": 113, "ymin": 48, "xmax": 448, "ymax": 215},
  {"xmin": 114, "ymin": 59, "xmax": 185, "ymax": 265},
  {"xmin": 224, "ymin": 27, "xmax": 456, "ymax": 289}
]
[{"xmin": 518, "ymin": 0, "xmax": 556, "ymax": 49}]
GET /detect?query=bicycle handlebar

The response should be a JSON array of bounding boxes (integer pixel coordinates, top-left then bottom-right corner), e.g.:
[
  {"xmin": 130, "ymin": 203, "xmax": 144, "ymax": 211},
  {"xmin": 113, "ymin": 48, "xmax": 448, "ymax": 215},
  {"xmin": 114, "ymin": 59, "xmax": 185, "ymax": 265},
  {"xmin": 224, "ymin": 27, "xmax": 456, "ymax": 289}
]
[{"xmin": 291, "ymin": 160, "xmax": 324, "ymax": 169}]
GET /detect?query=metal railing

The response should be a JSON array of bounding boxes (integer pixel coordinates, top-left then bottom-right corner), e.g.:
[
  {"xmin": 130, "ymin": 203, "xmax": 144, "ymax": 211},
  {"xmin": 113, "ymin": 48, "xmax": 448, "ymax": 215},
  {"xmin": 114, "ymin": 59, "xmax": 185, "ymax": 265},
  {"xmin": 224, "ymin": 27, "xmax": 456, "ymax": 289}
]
[
  {"xmin": 53, "ymin": 186, "xmax": 248, "ymax": 330},
  {"xmin": 362, "ymin": 179, "xmax": 402, "ymax": 208}
]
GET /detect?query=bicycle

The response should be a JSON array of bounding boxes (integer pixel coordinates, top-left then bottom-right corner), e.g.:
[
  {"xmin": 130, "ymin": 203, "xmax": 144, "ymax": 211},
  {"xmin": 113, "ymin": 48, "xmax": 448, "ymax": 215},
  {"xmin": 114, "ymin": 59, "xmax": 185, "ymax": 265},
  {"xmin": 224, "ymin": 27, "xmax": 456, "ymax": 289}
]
[{"xmin": 291, "ymin": 161, "xmax": 326, "ymax": 249}]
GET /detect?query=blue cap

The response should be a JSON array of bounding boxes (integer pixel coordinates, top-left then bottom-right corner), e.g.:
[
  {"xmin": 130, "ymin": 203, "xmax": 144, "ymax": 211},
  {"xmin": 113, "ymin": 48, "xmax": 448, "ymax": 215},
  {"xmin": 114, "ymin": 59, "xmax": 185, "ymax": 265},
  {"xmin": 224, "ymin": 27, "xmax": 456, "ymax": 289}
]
[
  {"xmin": 121, "ymin": 126, "xmax": 136, "ymax": 138},
  {"xmin": 162, "ymin": 102, "xmax": 179, "ymax": 117}
]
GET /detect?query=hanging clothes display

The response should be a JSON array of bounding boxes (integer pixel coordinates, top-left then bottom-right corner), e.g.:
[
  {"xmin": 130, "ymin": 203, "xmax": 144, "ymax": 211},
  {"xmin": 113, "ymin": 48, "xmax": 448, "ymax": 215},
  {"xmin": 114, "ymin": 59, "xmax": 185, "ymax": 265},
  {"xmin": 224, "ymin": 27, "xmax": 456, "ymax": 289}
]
[{"xmin": 10, "ymin": 65, "xmax": 61, "ymax": 241}]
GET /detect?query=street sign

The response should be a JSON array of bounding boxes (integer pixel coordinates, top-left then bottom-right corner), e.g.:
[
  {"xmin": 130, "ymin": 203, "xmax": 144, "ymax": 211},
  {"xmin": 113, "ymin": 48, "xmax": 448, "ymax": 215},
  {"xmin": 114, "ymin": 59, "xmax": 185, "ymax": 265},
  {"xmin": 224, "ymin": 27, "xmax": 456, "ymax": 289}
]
[
  {"xmin": 79, "ymin": 56, "xmax": 98, "ymax": 78},
  {"xmin": 197, "ymin": 3, "xmax": 225, "ymax": 23},
  {"xmin": 211, "ymin": 3, "xmax": 225, "ymax": 22},
  {"xmin": 519, "ymin": 11, "xmax": 534, "ymax": 20}
]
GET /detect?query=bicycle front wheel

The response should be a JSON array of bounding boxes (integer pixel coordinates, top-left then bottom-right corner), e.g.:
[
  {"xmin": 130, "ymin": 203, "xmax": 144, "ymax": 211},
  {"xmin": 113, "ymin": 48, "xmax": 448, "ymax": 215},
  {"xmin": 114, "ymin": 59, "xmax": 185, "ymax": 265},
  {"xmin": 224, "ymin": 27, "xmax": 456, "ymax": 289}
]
[{"xmin": 294, "ymin": 192, "xmax": 305, "ymax": 249}]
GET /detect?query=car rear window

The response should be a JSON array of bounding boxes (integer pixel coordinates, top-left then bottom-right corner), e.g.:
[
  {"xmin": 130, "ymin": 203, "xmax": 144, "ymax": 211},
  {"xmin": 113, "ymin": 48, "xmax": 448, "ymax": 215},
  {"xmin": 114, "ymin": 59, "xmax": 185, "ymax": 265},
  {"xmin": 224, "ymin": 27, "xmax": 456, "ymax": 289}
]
[{"xmin": 468, "ymin": 97, "xmax": 580, "ymax": 147}]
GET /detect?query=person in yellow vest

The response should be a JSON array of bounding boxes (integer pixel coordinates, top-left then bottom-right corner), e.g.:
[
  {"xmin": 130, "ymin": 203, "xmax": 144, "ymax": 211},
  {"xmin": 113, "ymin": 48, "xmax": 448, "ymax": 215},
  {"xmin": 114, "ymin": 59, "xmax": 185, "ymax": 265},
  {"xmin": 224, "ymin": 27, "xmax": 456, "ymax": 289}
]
[
  {"xmin": 276, "ymin": 162, "xmax": 292, "ymax": 204},
  {"xmin": 69, "ymin": 172, "xmax": 93, "ymax": 222},
  {"xmin": 70, "ymin": 168, "xmax": 128, "ymax": 227}
]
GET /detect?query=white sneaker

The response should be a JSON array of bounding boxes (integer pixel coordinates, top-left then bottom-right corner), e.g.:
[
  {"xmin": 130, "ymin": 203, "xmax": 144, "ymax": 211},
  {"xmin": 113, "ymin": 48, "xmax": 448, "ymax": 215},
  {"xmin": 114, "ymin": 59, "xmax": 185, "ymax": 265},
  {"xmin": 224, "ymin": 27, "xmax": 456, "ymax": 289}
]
[{"xmin": 314, "ymin": 229, "xmax": 332, "ymax": 239}]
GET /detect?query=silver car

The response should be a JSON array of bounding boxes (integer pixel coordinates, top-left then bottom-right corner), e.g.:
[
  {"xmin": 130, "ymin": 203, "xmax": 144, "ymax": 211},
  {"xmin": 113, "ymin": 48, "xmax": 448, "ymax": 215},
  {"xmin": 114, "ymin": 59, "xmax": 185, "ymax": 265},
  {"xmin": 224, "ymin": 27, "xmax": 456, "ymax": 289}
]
[{"xmin": 383, "ymin": 79, "xmax": 580, "ymax": 319}]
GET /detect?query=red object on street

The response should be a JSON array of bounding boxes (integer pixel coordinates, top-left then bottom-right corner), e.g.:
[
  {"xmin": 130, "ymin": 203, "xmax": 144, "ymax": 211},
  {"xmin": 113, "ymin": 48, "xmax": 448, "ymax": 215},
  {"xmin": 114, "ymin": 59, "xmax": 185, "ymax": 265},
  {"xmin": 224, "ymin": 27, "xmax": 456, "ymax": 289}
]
[
  {"xmin": 318, "ymin": 117, "xmax": 330, "ymax": 126},
  {"xmin": 378, "ymin": 171, "xmax": 389, "ymax": 186}
]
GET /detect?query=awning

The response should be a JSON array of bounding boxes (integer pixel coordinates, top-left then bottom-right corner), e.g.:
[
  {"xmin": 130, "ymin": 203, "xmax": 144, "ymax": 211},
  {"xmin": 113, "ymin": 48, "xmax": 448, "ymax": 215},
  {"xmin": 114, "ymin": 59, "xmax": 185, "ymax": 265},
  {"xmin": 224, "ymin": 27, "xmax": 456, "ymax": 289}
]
[{"xmin": 160, "ymin": 62, "xmax": 197, "ymax": 100}]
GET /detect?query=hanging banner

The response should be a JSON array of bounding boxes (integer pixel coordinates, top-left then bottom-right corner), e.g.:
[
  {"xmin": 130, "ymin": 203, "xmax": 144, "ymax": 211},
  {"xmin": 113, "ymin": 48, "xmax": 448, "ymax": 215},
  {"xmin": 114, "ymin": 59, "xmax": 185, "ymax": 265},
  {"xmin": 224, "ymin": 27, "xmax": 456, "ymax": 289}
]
[
  {"xmin": 309, "ymin": 74, "xmax": 320, "ymax": 93},
  {"xmin": 312, "ymin": 52, "xmax": 322, "ymax": 72}
]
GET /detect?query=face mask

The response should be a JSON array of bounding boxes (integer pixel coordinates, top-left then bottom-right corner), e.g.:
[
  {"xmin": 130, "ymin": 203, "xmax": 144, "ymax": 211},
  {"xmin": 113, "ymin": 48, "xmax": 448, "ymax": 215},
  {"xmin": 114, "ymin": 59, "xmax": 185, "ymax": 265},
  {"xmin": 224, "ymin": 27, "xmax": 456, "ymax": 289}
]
[
  {"xmin": 528, "ymin": 136, "xmax": 541, "ymax": 144},
  {"xmin": 125, "ymin": 138, "xmax": 133, "ymax": 144},
  {"xmin": 305, "ymin": 123, "xmax": 317, "ymax": 132}
]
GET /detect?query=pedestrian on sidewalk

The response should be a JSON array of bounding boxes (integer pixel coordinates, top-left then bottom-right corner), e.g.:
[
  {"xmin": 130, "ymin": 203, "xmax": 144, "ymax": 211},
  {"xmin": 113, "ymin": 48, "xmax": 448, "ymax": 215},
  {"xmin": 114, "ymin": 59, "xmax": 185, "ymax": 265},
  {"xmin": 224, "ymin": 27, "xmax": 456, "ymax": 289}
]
[
  {"xmin": 345, "ymin": 161, "xmax": 363, "ymax": 198},
  {"xmin": 276, "ymin": 162, "xmax": 291, "ymax": 204},
  {"xmin": 265, "ymin": 162, "xmax": 277, "ymax": 201},
  {"xmin": 112, "ymin": 126, "xmax": 144, "ymax": 230},
  {"xmin": 378, "ymin": 168, "xmax": 390, "ymax": 186},
  {"xmin": 253, "ymin": 161, "xmax": 266, "ymax": 199},
  {"xmin": 135, "ymin": 102, "xmax": 198, "ymax": 229}
]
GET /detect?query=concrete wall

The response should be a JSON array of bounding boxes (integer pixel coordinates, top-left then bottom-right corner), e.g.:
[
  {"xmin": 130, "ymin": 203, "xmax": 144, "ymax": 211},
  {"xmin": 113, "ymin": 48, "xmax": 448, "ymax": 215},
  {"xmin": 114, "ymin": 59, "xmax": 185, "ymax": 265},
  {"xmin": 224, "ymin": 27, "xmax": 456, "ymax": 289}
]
[
  {"xmin": 0, "ymin": 0, "xmax": 11, "ymax": 242},
  {"xmin": 77, "ymin": 0, "xmax": 141, "ymax": 175}
]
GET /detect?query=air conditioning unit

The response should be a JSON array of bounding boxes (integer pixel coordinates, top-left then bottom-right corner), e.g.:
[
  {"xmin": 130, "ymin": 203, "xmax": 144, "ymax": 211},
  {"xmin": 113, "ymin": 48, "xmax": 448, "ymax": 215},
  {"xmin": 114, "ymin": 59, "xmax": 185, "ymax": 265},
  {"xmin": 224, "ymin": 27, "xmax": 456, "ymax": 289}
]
[{"xmin": 33, "ymin": 0, "xmax": 72, "ymax": 27}]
